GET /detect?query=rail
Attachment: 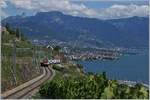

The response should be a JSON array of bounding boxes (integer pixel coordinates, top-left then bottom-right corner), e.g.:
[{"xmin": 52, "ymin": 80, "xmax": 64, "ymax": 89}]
[{"xmin": 1, "ymin": 67, "xmax": 53, "ymax": 99}]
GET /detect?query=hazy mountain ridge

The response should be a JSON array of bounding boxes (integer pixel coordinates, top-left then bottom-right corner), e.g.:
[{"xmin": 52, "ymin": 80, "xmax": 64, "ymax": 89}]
[{"xmin": 2, "ymin": 11, "xmax": 149, "ymax": 48}]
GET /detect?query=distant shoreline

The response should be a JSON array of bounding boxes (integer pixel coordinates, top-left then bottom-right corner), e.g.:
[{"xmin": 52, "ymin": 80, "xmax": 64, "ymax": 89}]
[{"xmin": 118, "ymin": 80, "xmax": 149, "ymax": 89}]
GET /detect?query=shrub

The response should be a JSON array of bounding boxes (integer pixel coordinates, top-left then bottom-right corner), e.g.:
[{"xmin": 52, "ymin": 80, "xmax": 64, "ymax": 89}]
[{"xmin": 39, "ymin": 74, "xmax": 149, "ymax": 99}]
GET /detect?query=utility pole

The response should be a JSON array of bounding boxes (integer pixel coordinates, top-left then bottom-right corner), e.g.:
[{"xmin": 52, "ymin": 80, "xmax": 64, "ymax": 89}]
[
  {"xmin": 33, "ymin": 46, "xmax": 40, "ymax": 73},
  {"xmin": 38, "ymin": 47, "xmax": 41, "ymax": 72},
  {"xmin": 16, "ymin": 28, "xmax": 21, "ymax": 40},
  {"xmin": 33, "ymin": 46, "xmax": 36, "ymax": 67},
  {"xmin": 35, "ymin": 47, "xmax": 39, "ymax": 71},
  {"xmin": 12, "ymin": 39, "xmax": 17, "ymax": 86},
  {"xmin": 18, "ymin": 29, "xmax": 21, "ymax": 41},
  {"xmin": 19, "ymin": 31, "xmax": 21, "ymax": 40},
  {"xmin": 38, "ymin": 46, "xmax": 42, "ymax": 73}
]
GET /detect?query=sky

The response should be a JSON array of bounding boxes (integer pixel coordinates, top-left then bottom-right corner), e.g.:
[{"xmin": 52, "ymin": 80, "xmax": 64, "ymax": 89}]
[{"xmin": 0, "ymin": 0, "xmax": 149, "ymax": 20}]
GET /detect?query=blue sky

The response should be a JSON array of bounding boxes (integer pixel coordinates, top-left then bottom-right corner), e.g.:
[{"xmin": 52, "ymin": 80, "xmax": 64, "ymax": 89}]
[{"xmin": 1, "ymin": 0, "xmax": 149, "ymax": 19}]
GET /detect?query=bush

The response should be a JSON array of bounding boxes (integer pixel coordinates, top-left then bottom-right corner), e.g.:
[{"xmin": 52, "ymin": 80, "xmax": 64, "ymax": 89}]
[
  {"xmin": 39, "ymin": 74, "xmax": 149, "ymax": 99},
  {"xmin": 52, "ymin": 64, "xmax": 64, "ymax": 71}
]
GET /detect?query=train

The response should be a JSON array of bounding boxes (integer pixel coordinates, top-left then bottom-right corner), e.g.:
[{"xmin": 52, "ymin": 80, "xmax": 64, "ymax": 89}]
[{"xmin": 40, "ymin": 58, "xmax": 61, "ymax": 67}]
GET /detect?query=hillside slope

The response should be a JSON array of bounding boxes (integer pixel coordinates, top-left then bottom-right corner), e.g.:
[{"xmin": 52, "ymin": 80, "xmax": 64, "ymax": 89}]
[{"xmin": 1, "ymin": 26, "xmax": 41, "ymax": 92}]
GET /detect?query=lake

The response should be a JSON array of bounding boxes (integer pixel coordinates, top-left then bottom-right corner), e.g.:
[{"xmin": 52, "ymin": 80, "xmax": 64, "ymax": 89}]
[{"xmin": 78, "ymin": 54, "xmax": 149, "ymax": 84}]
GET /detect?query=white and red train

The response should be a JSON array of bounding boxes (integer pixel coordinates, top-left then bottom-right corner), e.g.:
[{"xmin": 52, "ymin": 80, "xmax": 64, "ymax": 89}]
[{"xmin": 41, "ymin": 59, "xmax": 61, "ymax": 67}]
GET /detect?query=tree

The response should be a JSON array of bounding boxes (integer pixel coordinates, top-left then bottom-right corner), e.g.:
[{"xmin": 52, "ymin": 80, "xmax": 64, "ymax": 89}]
[
  {"xmin": 132, "ymin": 84, "xmax": 149, "ymax": 99},
  {"xmin": 39, "ymin": 73, "xmax": 149, "ymax": 99},
  {"xmin": 5, "ymin": 23, "xmax": 11, "ymax": 32},
  {"xmin": 102, "ymin": 72, "xmax": 106, "ymax": 80},
  {"xmin": 5, "ymin": 23, "xmax": 15, "ymax": 35},
  {"xmin": 116, "ymin": 84, "xmax": 130, "ymax": 99},
  {"xmin": 16, "ymin": 28, "xmax": 20, "ymax": 38},
  {"xmin": 101, "ymin": 86, "xmax": 115, "ymax": 99},
  {"xmin": 53, "ymin": 46, "xmax": 61, "ymax": 52}
]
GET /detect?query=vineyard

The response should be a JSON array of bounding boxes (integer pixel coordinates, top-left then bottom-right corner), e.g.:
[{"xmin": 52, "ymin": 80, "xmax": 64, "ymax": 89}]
[
  {"xmin": 39, "ymin": 72, "xmax": 149, "ymax": 99},
  {"xmin": 1, "ymin": 25, "xmax": 42, "ymax": 92}
]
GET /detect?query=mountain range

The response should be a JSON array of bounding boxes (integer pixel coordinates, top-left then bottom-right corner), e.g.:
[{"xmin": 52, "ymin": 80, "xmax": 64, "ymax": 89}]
[{"xmin": 2, "ymin": 11, "xmax": 149, "ymax": 48}]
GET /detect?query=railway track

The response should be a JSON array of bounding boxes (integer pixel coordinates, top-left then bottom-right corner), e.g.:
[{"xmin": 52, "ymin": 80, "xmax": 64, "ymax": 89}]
[{"xmin": 1, "ymin": 67, "xmax": 53, "ymax": 99}]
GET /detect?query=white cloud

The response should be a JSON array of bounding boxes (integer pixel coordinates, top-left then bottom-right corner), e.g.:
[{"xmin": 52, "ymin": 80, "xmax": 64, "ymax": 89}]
[
  {"xmin": 1, "ymin": 0, "xmax": 149, "ymax": 19},
  {"xmin": 0, "ymin": 0, "xmax": 7, "ymax": 8},
  {"xmin": 1, "ymin": 10, "xmax": 9, "ymax": 20},
  {"xmin": 97, "ymin": 4, "xmax": 149, "ymax": 19},
  {"xmin": 0, "ymin": 0, "xmax": 8, "ymax": 19},
  {"xmin": 7, "ymin": 0, "xmax": 97, "ymax": 17}
]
